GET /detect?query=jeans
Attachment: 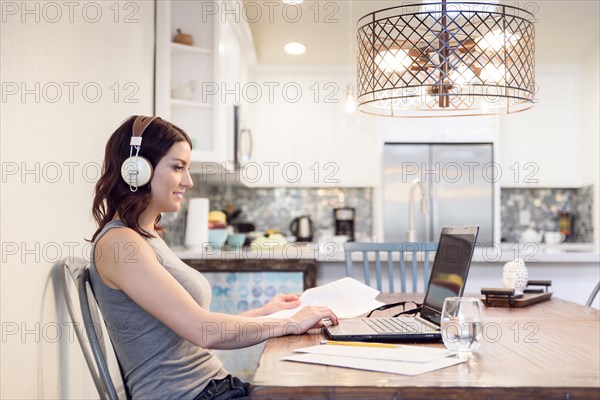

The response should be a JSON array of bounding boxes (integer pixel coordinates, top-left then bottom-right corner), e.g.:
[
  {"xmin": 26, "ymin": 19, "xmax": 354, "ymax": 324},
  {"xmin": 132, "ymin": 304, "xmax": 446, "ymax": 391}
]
[{"xmin": 192, "ymin": 375, "xmax": 250, "ymax": 400}]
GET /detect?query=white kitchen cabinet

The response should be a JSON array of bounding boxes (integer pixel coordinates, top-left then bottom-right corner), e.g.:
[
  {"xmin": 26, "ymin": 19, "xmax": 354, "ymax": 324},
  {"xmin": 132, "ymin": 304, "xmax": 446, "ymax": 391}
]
[
  {"xmin": 499, "ymin": 65, "xmax": 583, "ymax": 187},
  {"xmin": 156, "ymin": 0, "xmax": 253, "ymax": 166},
  {"xmin": 242, "ymin": 68, "xmax": 378, "ymax": 187}
]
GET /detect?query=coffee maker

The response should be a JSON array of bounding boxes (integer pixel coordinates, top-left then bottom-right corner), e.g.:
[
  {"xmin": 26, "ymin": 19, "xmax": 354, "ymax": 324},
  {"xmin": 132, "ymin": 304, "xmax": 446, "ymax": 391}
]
[{"xmin": 334, "ymin": 207, "xmax": 355, "ymax": 241}]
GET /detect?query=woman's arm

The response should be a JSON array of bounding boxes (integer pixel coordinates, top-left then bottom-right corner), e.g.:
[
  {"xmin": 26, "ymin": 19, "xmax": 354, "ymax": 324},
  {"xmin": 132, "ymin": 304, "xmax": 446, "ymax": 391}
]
[{"xmin": 95, "ymin": 227, "xmax": 337, "ymax": 350}]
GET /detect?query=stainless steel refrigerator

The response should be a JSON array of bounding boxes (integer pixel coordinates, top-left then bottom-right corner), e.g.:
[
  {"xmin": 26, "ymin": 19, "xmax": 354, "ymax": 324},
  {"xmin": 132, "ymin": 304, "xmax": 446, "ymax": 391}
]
[{"xmin": 383, "ymin": 143, "xmax": 494, "ymax": 244}]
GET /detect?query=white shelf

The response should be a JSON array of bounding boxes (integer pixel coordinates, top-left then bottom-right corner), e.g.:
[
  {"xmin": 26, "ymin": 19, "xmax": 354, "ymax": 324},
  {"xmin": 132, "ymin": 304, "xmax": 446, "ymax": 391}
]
[
  {"xmin": 171, "ymin": 42, "xmax": 211, "ymax": 55},
  {"xmin": 157, "ymin": 1, "xmax": 252, "ymax": 166},
  {"xmin": 170, "ymin": 98, "xmax": 212, "ymax": 108}
]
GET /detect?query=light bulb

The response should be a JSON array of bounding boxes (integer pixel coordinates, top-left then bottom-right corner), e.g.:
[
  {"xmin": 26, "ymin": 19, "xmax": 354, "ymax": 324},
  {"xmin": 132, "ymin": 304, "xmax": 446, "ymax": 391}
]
[
  {"xmin": 344, "ymin": 86, "xmax": 357, "ymax": 113},
  {"xmin": 477, "ymin": 29, "xmax": 521, "ymax": 51},
  {"xmin": 375, "ymin": 49, "xmax": 413, "ymax": 73},
  {"xmin": 480, "ymin": 64, "xmax": 506, "ymax": 83},
  {"xmin": 450, "ymin": 65, "xmax": 477, "ymax": 85}
]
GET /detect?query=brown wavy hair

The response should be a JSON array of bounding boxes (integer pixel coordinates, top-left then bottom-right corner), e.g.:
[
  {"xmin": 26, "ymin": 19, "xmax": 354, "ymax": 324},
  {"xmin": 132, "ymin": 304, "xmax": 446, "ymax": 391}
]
[{"xmin": 90, "ymin": 116, "xmax": 192, "ymax": 242}]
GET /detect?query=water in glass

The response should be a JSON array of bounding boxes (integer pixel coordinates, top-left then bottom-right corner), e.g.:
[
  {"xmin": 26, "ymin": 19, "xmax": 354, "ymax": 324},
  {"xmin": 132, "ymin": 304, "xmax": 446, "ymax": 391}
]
[{"xmin": 441, "ymin": 297, "xmax": 483, "ymax": 359}]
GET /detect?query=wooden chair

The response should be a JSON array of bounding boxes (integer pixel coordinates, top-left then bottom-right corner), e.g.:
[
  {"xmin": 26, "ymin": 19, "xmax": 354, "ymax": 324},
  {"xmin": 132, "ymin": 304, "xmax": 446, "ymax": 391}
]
[
  {"xmin": 344, "ymin": 242, "xmax": 438, "ymax": 292},
  {"xmin": 60, "ymin": 257, "xmax": 130, "ymax": 400}
]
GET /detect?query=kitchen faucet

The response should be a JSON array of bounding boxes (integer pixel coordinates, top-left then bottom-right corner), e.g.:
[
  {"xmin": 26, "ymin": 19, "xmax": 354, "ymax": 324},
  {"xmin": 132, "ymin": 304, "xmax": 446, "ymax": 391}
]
[{"xmin": 407, "ymin": 178, "xmax": 428, "ymax": 242}]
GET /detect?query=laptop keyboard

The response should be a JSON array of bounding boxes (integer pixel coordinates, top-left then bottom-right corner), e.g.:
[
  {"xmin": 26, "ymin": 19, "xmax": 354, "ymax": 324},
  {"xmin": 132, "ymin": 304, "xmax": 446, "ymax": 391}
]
[{"xmin": 362, "ymin": 317, "xmax": 427, "ymax": 334}]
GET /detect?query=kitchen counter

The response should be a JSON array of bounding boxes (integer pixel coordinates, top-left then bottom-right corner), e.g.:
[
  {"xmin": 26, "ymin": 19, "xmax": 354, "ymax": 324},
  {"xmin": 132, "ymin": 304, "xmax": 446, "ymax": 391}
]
[
  {"xmin": 472, "ymin": 243, "xmax": 600, "ymax": 263},
  {"xmin": 173, "ymin": 243, "xmax": 320, "ymax": 261},
  {"xmin": 174, "ymin": 243, "xmax": 599, "ymax": 306},
  {"xmin": 174, "ymin": 243, "xmax": 600, "ymax": 264}
]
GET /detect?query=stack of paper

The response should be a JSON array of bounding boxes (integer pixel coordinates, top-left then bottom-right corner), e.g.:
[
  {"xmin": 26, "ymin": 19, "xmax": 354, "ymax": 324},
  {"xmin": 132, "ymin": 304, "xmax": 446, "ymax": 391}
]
[
  {"xmin": 266, "ymin": 277, "xmax": 384, "ymax": 319},
  {"xmin": 283, "ymin": 344, "xmax": 466, "ymax": 376}
]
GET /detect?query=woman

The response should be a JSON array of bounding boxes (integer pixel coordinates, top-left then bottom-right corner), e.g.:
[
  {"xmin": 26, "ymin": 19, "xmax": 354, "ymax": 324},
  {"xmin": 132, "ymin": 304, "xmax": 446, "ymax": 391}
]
[{"xmin": 89, "ymin": 115, "xmax": 338, "ymax": 400}]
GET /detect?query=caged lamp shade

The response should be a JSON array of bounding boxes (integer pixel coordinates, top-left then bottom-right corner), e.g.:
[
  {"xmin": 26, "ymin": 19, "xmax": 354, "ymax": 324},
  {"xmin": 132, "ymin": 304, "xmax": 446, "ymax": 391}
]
[{"xmin": 356, "ymin": 0, "xmax": 536, "ymax": 117}]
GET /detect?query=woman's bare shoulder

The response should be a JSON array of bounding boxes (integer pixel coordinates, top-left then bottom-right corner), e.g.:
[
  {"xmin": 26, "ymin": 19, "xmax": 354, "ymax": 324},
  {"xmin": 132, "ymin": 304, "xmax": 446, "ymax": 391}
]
[{"xmin": 95, "ymin": 226, "xmax": 154, "ymax": 268}]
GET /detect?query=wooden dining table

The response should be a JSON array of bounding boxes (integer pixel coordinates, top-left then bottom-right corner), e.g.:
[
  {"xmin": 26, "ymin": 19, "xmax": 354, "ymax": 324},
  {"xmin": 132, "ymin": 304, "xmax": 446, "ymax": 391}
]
[{"xmin": 250, "ymin": 293, "xmax": 600, "ymax": 399}]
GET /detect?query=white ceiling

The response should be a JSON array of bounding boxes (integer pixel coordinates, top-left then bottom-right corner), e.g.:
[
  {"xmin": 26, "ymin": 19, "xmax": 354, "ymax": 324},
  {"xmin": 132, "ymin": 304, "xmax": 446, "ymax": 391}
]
[{"xmin": 244, "ymin": 0, "xmax": 600, "ymax": 66}]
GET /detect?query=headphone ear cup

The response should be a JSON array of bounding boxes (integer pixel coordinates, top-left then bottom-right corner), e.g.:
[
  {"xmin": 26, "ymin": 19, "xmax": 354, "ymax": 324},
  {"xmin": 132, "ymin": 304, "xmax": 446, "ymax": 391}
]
[{"xmin": 121, "ymin": 156, "xmax": 153, "ymax": 188}]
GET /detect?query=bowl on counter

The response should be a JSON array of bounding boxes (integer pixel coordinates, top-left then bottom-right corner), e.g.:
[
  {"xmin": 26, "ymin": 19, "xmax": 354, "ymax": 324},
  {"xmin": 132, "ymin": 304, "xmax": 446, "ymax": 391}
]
[
  {"xmin": 207, "ymin": 229, "xmax": 228, "ymax": 249},
  {"xmin": 251, "ymin": 234, "xmax": 288, "ymax": 249},
  {"xmin": 226, "ymin": 233, "xmax": 246, "ymax": 249},
  {"xmin": 544, "ymin": 232, "xmax": 565, "ymax": 246}
]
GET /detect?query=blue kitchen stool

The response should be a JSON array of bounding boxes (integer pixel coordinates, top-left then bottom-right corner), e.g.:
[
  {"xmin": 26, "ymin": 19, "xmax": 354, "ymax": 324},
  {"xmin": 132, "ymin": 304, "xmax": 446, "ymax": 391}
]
[
  {"xmin": 60, "ymin": 257, "xmax": 130, "ymax": 400},
  {"xmin": 344, "ymin": 242, "xmax": 438, "ymax": 293}
]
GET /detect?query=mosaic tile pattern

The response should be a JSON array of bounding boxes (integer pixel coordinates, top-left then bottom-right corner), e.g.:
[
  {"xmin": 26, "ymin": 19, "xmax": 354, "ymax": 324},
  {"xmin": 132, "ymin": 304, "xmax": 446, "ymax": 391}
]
[
  {"xmin": 573, "ymin": 185, "xmax": 594, "ymax": 243},
  {"xmin": 161, "ymin": 180, "xmax": 594, "ymax": 246},
  {"xmin": 161, "ymin": 179, "xmax": 373, "ymax": 247},
  {"xmin": 500, "ymin": 186, "xmax": 593, "ymax": 243},
  {"xmin": 203, "ymin": 271, "xmax": 304, "ymax": 381}
]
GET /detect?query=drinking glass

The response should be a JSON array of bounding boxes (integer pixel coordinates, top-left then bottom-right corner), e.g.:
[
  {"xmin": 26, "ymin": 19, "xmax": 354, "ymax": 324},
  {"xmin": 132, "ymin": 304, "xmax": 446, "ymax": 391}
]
[{"xmin": 441, "ymin": 297, "xmax": 484, "ymax": 359}]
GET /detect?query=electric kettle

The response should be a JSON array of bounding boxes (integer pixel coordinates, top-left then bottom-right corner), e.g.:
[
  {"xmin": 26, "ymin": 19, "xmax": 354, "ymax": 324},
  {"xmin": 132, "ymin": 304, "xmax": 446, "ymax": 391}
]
[{"xmin": 289, "ymin": 216, "xmax": 313, "ymax": 242}]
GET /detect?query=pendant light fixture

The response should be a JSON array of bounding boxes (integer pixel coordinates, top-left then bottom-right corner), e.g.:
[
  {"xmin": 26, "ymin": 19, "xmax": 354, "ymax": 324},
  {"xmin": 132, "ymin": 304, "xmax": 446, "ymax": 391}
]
[{"xmin": 356, "ymin": 1, "xmax": 536, "ymax": 117}]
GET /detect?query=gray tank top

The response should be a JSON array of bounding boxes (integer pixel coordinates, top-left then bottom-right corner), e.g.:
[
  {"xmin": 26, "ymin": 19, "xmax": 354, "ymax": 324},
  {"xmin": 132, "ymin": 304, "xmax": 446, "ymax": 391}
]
[{"xmin": 89, "ymin": 220, "xmax": 228, "ymax": 399}]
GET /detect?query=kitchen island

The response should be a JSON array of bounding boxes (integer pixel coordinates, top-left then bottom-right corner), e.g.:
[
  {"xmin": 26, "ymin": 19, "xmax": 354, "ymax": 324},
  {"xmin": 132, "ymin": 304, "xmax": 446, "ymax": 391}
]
[{"xmin": 175, "ymin": 243, "xmax": 599, "ymax": 306}]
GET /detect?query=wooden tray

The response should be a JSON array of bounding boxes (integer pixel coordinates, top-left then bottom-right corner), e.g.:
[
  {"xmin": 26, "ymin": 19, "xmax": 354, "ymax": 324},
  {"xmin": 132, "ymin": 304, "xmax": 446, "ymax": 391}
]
[{"xmin": 481, "ymin": 291, "xmax": 553, "ymax": 307}]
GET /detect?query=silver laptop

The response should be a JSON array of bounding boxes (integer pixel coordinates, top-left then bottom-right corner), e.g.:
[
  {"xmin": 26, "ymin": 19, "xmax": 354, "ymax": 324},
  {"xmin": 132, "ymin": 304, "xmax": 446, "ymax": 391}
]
[{"xmin": 324, "ymin": 226, "xmax": 479, "ymax": 342}]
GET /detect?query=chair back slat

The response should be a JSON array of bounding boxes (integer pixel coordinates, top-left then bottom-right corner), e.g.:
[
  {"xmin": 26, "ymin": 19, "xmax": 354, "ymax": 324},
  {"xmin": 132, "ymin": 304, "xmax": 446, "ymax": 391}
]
[
  {"xmin": 344, "ymin": 253, "xmax": 354, "ymax": 278},
  {"xmin": 344, "ymin": 242, "xmax": 438, "ymax": 293},
  {"xmin": 386, "ymin": 252, "xmax": 394, "ymax": 292},
  {"xmin": 587, "ymin": 281, "xmax": 600, "ymax": 307},
  {"xmin": 78, "ymin": 268, "xmax": 120, "ymax": 400},
  {"xmin": 399, "ymin": 256, "xmax": 406, "ymax": 293},
  {"xmin": 60, "ymin": 257, "xmax": 129, "ymax": 400},
  {"xmin": 61, "ymin": 258, "xmax": 106, "ymax": 398},
  {"xmin": 374, "ymin": 252, "xmax": 383, "ymax": 293},
  {"xmin": 362, "ymin": 255, "xmax": 370, "ymax": 286}
]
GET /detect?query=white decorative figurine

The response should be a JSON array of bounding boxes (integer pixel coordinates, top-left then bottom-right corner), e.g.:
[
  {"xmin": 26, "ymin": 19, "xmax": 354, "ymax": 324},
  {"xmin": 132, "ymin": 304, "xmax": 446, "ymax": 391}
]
[{"xmin": 502, "ymin": 258, "xmax": 529, "ymax": 294}]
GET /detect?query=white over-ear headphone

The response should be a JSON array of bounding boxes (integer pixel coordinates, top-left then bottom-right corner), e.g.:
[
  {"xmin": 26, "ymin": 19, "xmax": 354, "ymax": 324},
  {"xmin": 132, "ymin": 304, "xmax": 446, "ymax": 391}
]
[{"xmin": 121, "ymin": 115, "xmax": 158, "ymax": 192}]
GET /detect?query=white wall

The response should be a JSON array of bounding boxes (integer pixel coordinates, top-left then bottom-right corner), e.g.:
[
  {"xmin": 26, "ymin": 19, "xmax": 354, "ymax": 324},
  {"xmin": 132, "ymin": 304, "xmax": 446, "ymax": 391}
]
[
  {"xmin": 581, "ymin": 46, "xmax": 600, "ymax": 248},
  {"xmin": 0, "ymin": 1, "xmax": 155, "ymax": 398}
]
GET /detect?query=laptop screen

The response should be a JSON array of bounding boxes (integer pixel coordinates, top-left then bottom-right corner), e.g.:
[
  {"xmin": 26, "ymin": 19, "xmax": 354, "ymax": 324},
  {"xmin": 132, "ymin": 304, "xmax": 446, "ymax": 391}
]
[{"xmin": 420, "ymin": 226, "xmax": 479, "ymax": 325}]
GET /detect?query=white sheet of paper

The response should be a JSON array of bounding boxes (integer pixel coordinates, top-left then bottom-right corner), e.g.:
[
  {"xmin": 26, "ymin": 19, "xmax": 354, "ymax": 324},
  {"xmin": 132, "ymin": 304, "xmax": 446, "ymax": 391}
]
[
  {"xmin": 283, "ymin": 353, "xmax": 466, "ymax": 376},
  {"xmin": 265, "ymin": 277, "xmax": 383, "ymax": 319},
  {"xmin": 294, "ymin": 344, "xmax": 454, "ymax": 363}
]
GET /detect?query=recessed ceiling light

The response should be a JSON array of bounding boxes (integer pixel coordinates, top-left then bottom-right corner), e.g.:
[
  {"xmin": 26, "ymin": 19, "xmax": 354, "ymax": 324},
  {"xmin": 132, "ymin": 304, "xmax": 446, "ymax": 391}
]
[{"xmin": 284, "ymin": 42, "xmax": 306, "ymax": 55}]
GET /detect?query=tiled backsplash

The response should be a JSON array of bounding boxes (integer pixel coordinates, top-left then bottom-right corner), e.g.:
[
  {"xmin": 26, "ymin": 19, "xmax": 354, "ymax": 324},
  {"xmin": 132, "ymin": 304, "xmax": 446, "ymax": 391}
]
[
  {"xmin": 162, "ymin": 180, "xmax": 594, "ymax": 246},
  {"xmin": 161, "ymin": 178, "xmax": 373, "ymax": 247},
  {"xmin": 500, "ymin": 185, "xmax": 594, "ymax": 243}
]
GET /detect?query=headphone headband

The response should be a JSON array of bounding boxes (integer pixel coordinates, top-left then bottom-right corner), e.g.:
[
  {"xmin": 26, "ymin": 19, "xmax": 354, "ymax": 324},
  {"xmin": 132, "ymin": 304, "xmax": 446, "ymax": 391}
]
[
  {"xmin": 131, "ymin": 116, "xmax": 158, "ymax": 143},
  {"xmin": 121, "ymin": 115, "xmax": 158, "ymax": 191}
]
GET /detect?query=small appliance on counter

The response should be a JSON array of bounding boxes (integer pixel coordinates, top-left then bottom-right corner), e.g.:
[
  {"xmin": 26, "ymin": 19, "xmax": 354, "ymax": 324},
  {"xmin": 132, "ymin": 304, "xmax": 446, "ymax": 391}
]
[
  {"xmin": 289, "ymin": 216, "xmax": 313, "ymax": 242},
  {"xmin": 334, "ymin": 207, "xmax": 355, "ymax": 242},
  {"xmin": 559, "ymin": 211, "xmax": 575, "ymax": 242}
]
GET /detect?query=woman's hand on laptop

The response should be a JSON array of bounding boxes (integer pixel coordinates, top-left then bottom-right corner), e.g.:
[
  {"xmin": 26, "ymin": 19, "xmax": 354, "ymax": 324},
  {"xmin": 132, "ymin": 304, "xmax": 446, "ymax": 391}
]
[{"xmin": 289, "ymin": 306, "xmax": 338, "ymax": 333}]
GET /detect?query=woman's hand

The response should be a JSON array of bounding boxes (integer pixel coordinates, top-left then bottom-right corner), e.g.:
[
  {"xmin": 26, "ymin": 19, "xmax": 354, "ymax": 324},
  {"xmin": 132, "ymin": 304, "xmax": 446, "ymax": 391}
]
[
  {"xmin": 261, "ymin": 294, "xmax": 301, "ymax": 315},
  {"xmin": 239, "ymin": 294, "xmax": 301, "ymax": 317},
  {"xmin": 288, "ymin": 306, "xmax": 339, "ymax": 334}
]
